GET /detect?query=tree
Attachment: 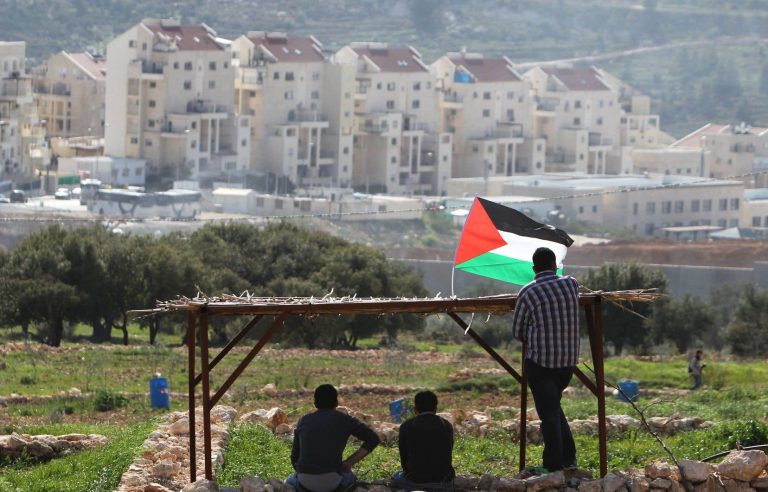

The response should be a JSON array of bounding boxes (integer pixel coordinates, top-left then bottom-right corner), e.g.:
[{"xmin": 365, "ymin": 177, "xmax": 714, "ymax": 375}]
[
  {"xmin": 579, "ymin": 263, "xmax": 667, "ymax": 355},
  {"xmin": 408, "ymin": 0, "xmax": 442, "ymax": 34},
  {"xmin": 646, "ymin": 295, "xmax": 714, "ymax": 354},
  {"xmin": 725, "ymin": 284, "xmax": 768, "ymax": 357}
]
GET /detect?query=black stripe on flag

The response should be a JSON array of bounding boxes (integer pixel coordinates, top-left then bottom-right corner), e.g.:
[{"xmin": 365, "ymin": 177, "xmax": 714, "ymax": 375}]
[{"xmin": 477, "ymin": 197, "xmax": 574, "ymax": 247}]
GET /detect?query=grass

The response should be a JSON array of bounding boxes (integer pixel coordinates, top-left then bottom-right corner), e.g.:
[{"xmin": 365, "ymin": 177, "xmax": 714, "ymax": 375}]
[{"xmin": 0, "ymin": 420, "xmax": 155, "ymax": 492}]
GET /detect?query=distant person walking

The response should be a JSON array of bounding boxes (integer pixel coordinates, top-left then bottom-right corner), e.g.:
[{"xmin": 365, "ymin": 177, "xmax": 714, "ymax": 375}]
[
  {"xmin": 392, "ymin": 390, "xmax": 455, "ymax": 491},
  {"xmin": 688, "ymin": 350, "xmax": 705, "ymax": 390},
  {"xmin": 512, "ymin": 247, "xmax": 580, "ymax": 472},
  {"xmin": 287, "ymin": 384, "xmax": 380, "ymax": 492}
]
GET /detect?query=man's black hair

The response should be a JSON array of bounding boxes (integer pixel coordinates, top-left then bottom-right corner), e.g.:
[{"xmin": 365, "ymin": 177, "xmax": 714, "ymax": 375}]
[
  {"xmin": 414, "ymin": 390, "xmax": 438, "ymax": 413},
  {"xmin": 532, "ymin": 247, "xmax": 557, "ymax": 272},
  {"xmin": 314, "ymin": 384, "xmax": 338, "ymax": 409}
]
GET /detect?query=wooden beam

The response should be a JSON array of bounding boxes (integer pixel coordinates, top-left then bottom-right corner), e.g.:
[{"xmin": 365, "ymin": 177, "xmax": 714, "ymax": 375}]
[
  {"xmin": 210, "ymin": 313, "xmax": 288, "ymax": 407},
  {"xmin": 193, "ymin": 315, "xmax": 264, "ymax": 387},
  {"xmin": 593, "ymin": 299, "xmax": 608, "ymax": 478},
  {"xmin": 187, "ymin": 311, "xmax": 196, "ymax": 483},
  {"xmin": 200, "ymin": 310, "xmax": 213, "ymax": 481},
  {"xmin": 519, "ymin": 345, "xmax": 528, "ymax": 472},
  {"xmin": 573, "ymin": 366, "xmax": 598, "ymax": 396},
  {"xmin": 447, "ymin": 312, "xmax": 522, "ymax": 383}
]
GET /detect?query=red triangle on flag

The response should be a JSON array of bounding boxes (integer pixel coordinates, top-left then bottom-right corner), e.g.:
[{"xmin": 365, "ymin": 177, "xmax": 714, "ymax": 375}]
[{"xmin": 454, "ymin": 198, "xmax": 508, "ymax": 265}]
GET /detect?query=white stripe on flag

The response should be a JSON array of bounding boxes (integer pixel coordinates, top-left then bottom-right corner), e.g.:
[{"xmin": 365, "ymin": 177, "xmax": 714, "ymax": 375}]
[{"xmin": 490, "ymin": 231, "xmax": 569, "ymax": 267}]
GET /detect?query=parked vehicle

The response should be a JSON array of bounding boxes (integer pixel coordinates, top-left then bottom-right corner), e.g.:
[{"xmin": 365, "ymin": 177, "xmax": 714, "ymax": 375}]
[
  {"xmin": 54, "ymin": 187, "xmax": 72, "ymax": 200},
  {"xmin": 0, "ymin": 194, "xmax": 9, "ymax": 203},
  {"xmin": 9, "ymin": 190, "xmax": 27, "ymax": 203}
]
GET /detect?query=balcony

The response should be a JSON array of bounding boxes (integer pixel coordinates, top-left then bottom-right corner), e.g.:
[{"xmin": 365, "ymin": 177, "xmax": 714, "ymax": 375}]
[
  {"xmin": 403, "ymin": 121, "xmax": 428, "ymax": 132},
  {"xmin": 239, "ymin": 68, "xmax": 264, "ymax": 86},
  {"xmin": 488, "ymin": 122, "xmax": 523, "ymax": 139},
  {"xmin": 142, "ymin": 61, "xmax": 164, "ymax": 75},
  {"xmin": 588, "ymin": 133, "xmax": 612, "ymax": 147},
  {"xmin": 34, "ymin": 83, "xmax": 70, "ymax": 96},
  {"xmin": 359, "ymin": 122, "xmax": 390, "ymax": 133},
  {"xmin": 186, "ymin": 100, "xmax": 228, "ymax": 114},
  {"xmin": 536, "ymin": 98, "xmax": 558, "ymax": 112},
  {"xmin": 288, "ymin": 110, "xmax": 327, "ymax": 123}
]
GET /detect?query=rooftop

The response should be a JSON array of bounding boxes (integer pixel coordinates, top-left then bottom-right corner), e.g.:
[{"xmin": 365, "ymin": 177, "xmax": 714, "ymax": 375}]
[
  {"xmin": 143, "ymin": 20, "xmax": 224, "ymax": 51},
  {"xmin": 246, "ymin": 32, "xmax": 325, "ymax": 63},
  {"xmin": 352, "ymin": 43, "xmax": 428, "ymax": 73},
  {"xmin": 65, "ymin": 52, "xmax": 106, "ymax": 81},
  {"xmin": 672, "ymin": 123, "xmax": 768, "ymax": 148},
  {"xmin": 540, "ymin": 66, "xmax": 610, "ymax": 91},
  {"xmin": 447, "ymin": 53, "xmax": 521, "ymax": 82}
]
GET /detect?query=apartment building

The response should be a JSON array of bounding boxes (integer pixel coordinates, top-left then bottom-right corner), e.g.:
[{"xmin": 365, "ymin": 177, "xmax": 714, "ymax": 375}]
[
  {"xmin": 430, "ymin": 51, "xmax": 545, "ymax": 179},
  {"xmin": 104, "ymin": 19, "xmax": 249, "ymax": 184},
  {"xmin": 671, "ymin": 123, "xmax": 768, "ymax": 187},
  {"xmin": 0, "ymin": 41, "xmax": 47, "ymax": 183},
  {"xmin": 34, "ymin": 51, "xmax": 106, "ymax": 139},
  {"xmin": 742, "ymin": 188, "xmax": 768, "ymax": 228},
  {"xmin": 231, "ymin": 31, "xmax": 354, "ymax": 188},
  {"xmin": 335, "ymin": 42, "xmax": 452, "ymax": 195},
  {"xmin": 524, "ymin": 66, "xmax": 625, "ymax": 175}
]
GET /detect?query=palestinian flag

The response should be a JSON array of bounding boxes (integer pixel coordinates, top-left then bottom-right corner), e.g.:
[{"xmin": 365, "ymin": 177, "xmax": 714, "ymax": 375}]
[{"xmin": 454, "ymin": 197, "xmax": 574, "ymax": 285}]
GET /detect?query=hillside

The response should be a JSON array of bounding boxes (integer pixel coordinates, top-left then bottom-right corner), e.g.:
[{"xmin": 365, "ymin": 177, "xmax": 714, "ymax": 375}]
[{"xmin": 2, "ymin": 0, "xmax": 768, "ymax": 136}]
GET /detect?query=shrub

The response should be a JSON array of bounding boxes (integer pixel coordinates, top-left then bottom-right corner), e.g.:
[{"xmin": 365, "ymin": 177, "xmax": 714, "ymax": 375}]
[
  {"xmin": 19, "ymin": 375, "xmax": 36, "ymax": 385},
  {"xmin": 93, "ymin": 390, "xmax": 128, "ymax": 412},
  {"xmin": 713, "ymin": 420, "xmax": 768, "ymax": 448}
]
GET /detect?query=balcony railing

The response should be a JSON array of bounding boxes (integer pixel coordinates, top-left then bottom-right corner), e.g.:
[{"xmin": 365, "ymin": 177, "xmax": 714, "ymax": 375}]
[
  {"xmin": 142, "ymin": 61, "xmax": 164, "ymax": 75},
  {"xmin": 288, "ymin": 110, "xmax": 327, "ymax": 122},
  {"xmin": 442, "ymin": 93, "xmax": 463, "ymax": 103},
  {"xmin": 536, "ymin": 98, "xmax": 558, "ymax": 112},
  {"xmin": 359, "ymin": 122, "xmax": 389, "ymax": 133},
  {"xmin": 186, "ymin": 100, "xmax": 228, "ymax": 113},
  {"xmin": 588, "ymin": 133, "xmax": 612, "ymax": 146}
]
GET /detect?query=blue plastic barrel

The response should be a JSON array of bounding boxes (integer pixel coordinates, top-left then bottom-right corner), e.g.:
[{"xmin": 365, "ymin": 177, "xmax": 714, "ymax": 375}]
[
  {"xmin": 150, "ymin": 376, "xmax": 170, "ymax": 409},
  {"xmin": 389, "ymin": 398, "xmax": 410, "ymax": 423},
  {"xmin": 617, "ymin": 379, "xmax": 639, "ymax": 402}
]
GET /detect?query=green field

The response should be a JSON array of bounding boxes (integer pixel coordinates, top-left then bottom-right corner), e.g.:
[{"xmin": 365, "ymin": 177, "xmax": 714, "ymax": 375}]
[{"xmin": 1, "ymin": 330, "xmax": 767, "ymax": 489}]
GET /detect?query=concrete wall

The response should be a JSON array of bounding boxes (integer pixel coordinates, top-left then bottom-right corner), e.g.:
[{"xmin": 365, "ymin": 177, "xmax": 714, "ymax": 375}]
[{"xmin": 398, "ymin": 259, "xmax": 768, "ymax": 299}]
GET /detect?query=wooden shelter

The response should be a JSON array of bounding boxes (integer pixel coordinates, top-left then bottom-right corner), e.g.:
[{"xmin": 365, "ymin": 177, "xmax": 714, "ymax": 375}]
[{"xmin": 146, "ymin": 290, "xmax": 658, "ymax": 484}]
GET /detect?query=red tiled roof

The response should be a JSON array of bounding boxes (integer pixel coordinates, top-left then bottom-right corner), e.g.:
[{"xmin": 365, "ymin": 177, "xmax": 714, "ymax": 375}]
[
  {"xmin": 353, "ymin": 46, "xmax": 427, "ymax": 73},
  {"xmin": 66, "ymin": 52, "xmax": 106, "ymax": 81},
  {"xmin": 145, "ymin": 22, "xmax": 224, "ymax": 51},
  {"xmin": 448, "ymin": 55, "xmax": 521, "ymax": 82},
  {"xmin": 247, "ymin": 33, "xmax": 325, "ymax": 63},
  {"xmin": 542, "ymin": 66, "xmax": 609, "ymax": 91},
  {"xmin": 672, "ymin": 124, "xmax": 729, "ymax": 148}
]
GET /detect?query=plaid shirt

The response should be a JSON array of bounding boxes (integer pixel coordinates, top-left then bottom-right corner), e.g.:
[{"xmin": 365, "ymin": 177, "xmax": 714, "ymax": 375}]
[{"xmin": 512, "ymin": 271, "xmax": 580, "ymax": 368}]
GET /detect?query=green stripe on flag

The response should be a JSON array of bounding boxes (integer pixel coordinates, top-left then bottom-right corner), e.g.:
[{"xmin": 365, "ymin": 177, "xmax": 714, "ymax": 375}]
[{"xmin": 456, "ymin": 252, "xmax": 564, "ymax": 286}]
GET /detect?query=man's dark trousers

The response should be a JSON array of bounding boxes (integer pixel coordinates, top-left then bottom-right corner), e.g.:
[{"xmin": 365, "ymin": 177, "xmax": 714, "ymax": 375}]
[{"xmin": 525, "ymin": 359, "xmax": 576, "ymax": 471}]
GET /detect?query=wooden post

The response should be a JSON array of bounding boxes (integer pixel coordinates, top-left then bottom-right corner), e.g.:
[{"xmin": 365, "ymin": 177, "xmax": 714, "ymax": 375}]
[
  {"xmin": 519, "ymin": 343, "xmax": 527, "ymax": 472},
  {"xmin": 193, "ymin": 314, "xmax": 263, "ymax": 387},
  {"xmin": 187, "ymin": 311, "xmax": 197, "ymax": 483},
  {"xmin": 593, "ymin": 298, "xmax": 607, "ymax": 477},
  {"xmin": 446, "ymin": 312, "xmax": 522, "ymax": 383},
  {"xmin": 200, "ymin": 310, "xmax": 213, "ymax": 481}
]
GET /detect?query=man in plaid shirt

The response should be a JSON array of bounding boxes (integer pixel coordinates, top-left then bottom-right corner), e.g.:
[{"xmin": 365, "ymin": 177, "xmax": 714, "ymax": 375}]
[{"xmin": 512, "ymin": 247, "xmax": 579, "ymax": 472}]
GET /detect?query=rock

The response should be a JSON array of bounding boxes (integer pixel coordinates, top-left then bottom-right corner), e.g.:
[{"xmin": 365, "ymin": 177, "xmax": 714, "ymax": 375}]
[
  {"xmin": 437, "ymin": 412, "xmax": 456, "ymax": 426},
  {"xmin": 478, "ymin": 473, "xmax": 495, "ymax": 490},
  {"xmin": 241, "ymin": 475, "xmax": 266, "ymax": 492},
  {"xmin": 120, "ymin": 472, "xmax": 147, "ymax": 488},
  {"xmin": 628, "ymin": 477, "xmax": 650, "ymax": 492},
  {"xmin": 693, "ymin": 476, "xmax": 726, "ymax": 492},
  {"xmin": 527, "ymin": 471, "xmax": 566, "ymax": 492},
  {"xmin": 261, "ymin": 384, "xmax": 279, "ymax": 397},
  {"xmin": 454, "ymin": 476, "xmax": 480, "ymax": 489},
  {"xmin": 367, "ymin": 486, "xmax": 390, "ymax": 492},
  {"xmin": 680, "ymin": 460, "xmax": 714, "ymax": 484},
  {"xmin": 26, "ymin": 440, "xmax": 54, "ymax": 458},
  {"xmin": 717, "ymin": 451, "xmax": 768, "ymax": 482},
  {"xmin": 240, "ymin": 409, "xmax": 269, "ymax": 424},
  {"xmin": 67, "ymin": 387, "xmax": 82, "ymax": 397},
  {"xmin": 493, "ymin": 477, "xmax": 526, "ymax": 492},
  {"xmin": 721, "ymin": 479, "xmax": 755, "ymax": 492},
  {"xmin": 264, "ymin": 408, "xmax": 288, "ymax": 431},
  {"xmin": 751, "ymin": 477, "xmax": 768, "ymax": 489},
  {"xmin": 150, "ymin": 460, "xmax": 179, "ymax": 479},
  {"xmin": 182, "ymin": 480, "xmax": 219, "ymax": 492},
  {"xmin": 267, "ymin": 478, "xmax": 285, "ymax": 492},
  {"xmin": 649, "ymin": 478, "xmax": 673, "ymax": 490},
  {"xmin": 579, "ymin": 480, "xmax": 603, "ymax": 492},
  {"xmin": 274, "ymin": 423, "xmax": 292, "ymax": 435},
  {"xmin": 145, "ymin": 483, "xmax": 175, "ymax": 492},
  {"xmin": 168, "ymin": 418, "xmax": 190, "ymax": 435},
  {"xmin": 646, "ymin": 461, "xmax": 675, "ymax": 480},
  {"xmin": 211, "ymin": 405, "xmax": 237, "ymax": 423},
  {"xmin": 603, "ymin": 473, "xmax": 627, "ymax": 492}
]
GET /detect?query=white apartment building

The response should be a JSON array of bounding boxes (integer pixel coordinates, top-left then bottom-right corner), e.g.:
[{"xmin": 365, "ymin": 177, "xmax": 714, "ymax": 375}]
[
  {"xmin": 335, "ymin": 42, "xmax": 452, "ymax": 196},
  {"xmin": 431, "ymin": 52, "xmax": 545, "ymax": 179},
  {"xmin": 0, "ymin": 41, "xmax": 47, "ymax": 184},
  {"xmin": 231, "ymin": 32, "xmax": 354, "ymax": 189},
  {"xmin": 104, "ymin": 19, "xmax": 249, "ymax": 184},
  {"xmin": 671, "ymin": 123, "xmax": 768, "ymax": 187},
  {"xmin": 742, "ymin": 188, "xmax": 768, "ymax": 228},
  {"xmin": 524, "ymin": 66, "xmax": 624, "ymax": 175},
  {"xmin": 34, "ymin": 52, "xmax": 106, "ymax": 139}
]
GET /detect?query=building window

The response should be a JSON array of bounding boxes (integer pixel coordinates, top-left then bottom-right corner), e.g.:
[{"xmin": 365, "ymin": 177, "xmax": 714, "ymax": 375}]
[
  {"xmin": 592, "ymin": 205, "xmax": 598, "ymax": 213},
  {"xmin": 482, "ymin": 109, "xmax": 491, "ymax": 118},
  {"xmin": 413, "ymin": 82, "xmax": 421, "ymax": 91},
  {"xmin": 208, "ymin": 61, "xmax": 216, "ymax": 70},
  {"xmin": 729, "ymin": 219, "xmax": 738, "ymax": 227},
  {"xmin": 147, "ymin": 119, "xmax": 155, "ymax": 127},
  {"xmin": 191, "ymin": 140, "xmax": 196, "ymax": 149},
  {"xmin": 674, "ymin": 201, "xmax": 684, "ymax": 213},
  {"xmin": 507, "ymin": 91, "xmax": 515, "ymax": 99},
  {"xmin": 148, "ymin": 100, "xmax": 156, "ymax": 108},
  {"xmin": 285, "ymin": 72, "xmax": 295, "ymax": 81},
  {"xmin": 173, "ymin": 62, "xmax": 179, "ymax": 69},
  {"xmin": 579, "ymin": 206, "xmax": 584, "ymax": 214},
  {"xmin": 135, "ymin": 168, "xmax": 143, "ymax": 176},
  {"xmin": 273, "ymin": 72, "xmax": 280, "ymax": 80},
  {"xmin": 573, "ymin": 117, "xmax": 581, "ymax": 126},
  {"xmin": 718, "ymin": 219, "xmax": 727, "ymax": 228},
  {"xmin": 312, "ymin": 72, "xmax": 320, "ymax": 81},
  {"xmin": 386, "ymin": 82, "xmax": 396, "ymax": 91},
  {"xmin": 753, "ymin": 217, "xmax": 761, "ymax": 227},
  {"xmin": 184, "ymin": 62, "xmax": 193, "ymax": 71},
  {"xmin": 483, "ymin": 91, "xmax": 491, "ymax": 100},
  {"xmin": 130, "ymin": 137, "xmax": 138, "ymax": 144},
  {"xmin": 412, "ymin": 100, "xmax": 420, "ymax": 109},
  {"xmin": 284, "ymin": 90, "xmax": 294, "ymax": 100},
  {"xmin": 391, "ymin": 138, "xmax": 397, "ymax": 146},
  {"xmin": 646, "ymin": 202, "xmax": 655, "ymax": 214},
  {"xmin": 224, "ymin": 61, "xmax": 229, "ymax": 69},
  {"xmin": 661, "ymin": 201, "xmax": 671, "ymax": 214},
  {"xmin": 386, "ymin": 100, "xmax": 395, "ymax": 110},
  {"xmin": 183, "ymin": 81, "xmax": 191, "ymax": 90},
  {"xmin": 506, "ymin": 109, "xmax": 515, "ymax": 121},
  {"xmin": 633, "ymin": 203, "xmax": 638, "ymax": 215},
  {"xmin": 719, "ymin": 198, "xmax": 728, "ymax": 211},
  {"xmin": 129, "ymin": 40, "xmax": 135, "ymax": 48},
  {"xmin": 703, "ymin": 199, "xmax": 712, "ymax": 211},
  {"xmin": 145, "ymin": 139, "xmax": 152, "ymax": 147},
  {"xmin": 343, "ymin": 146, "xmax": 349, "ymax": 155},
  {"xmin": 149, "ymin": 81, "xmax": 156, "ymax": 88},
  {"xmin": 731, "ymin": 198, "xmax": 739, "ymax": 210},
  {"xmin": 575, "ymin": 100, "xmax": 582, "ymax": 108},
  {"xmin": 311, "ymin": 90, "xmax": 319, "ymax": 100},
  {"xmin": 645, "ymin": 223, "xmax": 655, "ymax": 235},
  {"xmin": 691, "ymin": 200, "xmax": 700, "ymax": 212},
  {"xmin": 391, "ymin": 156, "xmax": 397, "ymax": 164},
  {"xmin": 208, "ymin": 81, "xmax": 216, "ymax": 89},
  {"xmin": 191, "ymin": 122, "xmax": 197, "ymax": 129},
  {"xmin": 596, "ymin": 117, "xmax": 603, "ymax": 125}
]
